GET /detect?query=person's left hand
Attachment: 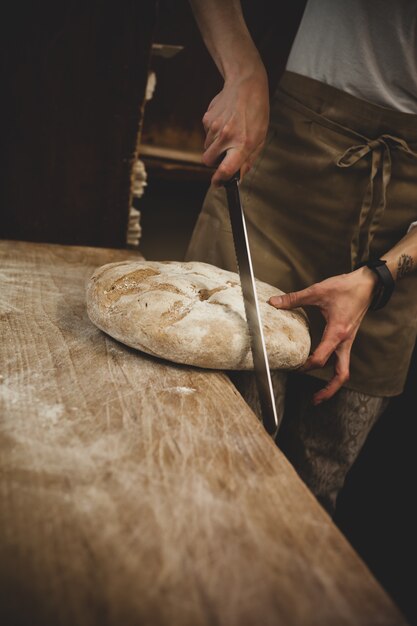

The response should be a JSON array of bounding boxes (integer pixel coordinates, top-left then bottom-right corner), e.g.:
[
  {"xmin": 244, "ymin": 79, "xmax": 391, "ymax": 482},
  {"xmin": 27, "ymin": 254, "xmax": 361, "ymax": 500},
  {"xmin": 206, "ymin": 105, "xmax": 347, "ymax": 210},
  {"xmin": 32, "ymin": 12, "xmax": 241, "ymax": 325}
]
[{"xmin": 268, "ymin": 267, "xmax": 379, "ymax": 404}]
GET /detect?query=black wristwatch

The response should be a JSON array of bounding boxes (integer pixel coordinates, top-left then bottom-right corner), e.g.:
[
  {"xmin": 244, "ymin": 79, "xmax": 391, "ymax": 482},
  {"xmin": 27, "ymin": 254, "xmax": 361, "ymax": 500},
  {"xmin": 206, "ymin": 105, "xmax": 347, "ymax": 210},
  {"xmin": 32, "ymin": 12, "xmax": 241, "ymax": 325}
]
[{"xmin": 360, "ymin": 258, "xmax": 395, "ymax": 311}]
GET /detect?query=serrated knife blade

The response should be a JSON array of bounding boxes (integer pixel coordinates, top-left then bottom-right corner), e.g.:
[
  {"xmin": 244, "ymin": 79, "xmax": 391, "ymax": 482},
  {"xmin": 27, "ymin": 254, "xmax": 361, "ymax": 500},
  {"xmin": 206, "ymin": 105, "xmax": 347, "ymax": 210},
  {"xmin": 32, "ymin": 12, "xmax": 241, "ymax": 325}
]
[{"xmin": 223, "ymin": 171, "xmax": 279, "ymax": 438}]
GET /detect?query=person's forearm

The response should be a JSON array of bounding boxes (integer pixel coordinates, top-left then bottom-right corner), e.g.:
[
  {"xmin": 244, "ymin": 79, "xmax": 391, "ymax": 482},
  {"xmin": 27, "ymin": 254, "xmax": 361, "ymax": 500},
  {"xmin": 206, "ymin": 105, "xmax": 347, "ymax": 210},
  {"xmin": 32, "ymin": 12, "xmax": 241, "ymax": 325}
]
[
  {"xmin": 188, "ymin": 0, "xmax": 263, "ymax": 80},
  {"xmin": 382, "ymin": 226, "xmax": 417, "ymax": 281},
  {"xmin": 354, "ymin": 227, "xmax": 417, "ymax": 293},
  {"xmin": 188, "ymin": 0, "xmax": 269, "ymax": 183}
]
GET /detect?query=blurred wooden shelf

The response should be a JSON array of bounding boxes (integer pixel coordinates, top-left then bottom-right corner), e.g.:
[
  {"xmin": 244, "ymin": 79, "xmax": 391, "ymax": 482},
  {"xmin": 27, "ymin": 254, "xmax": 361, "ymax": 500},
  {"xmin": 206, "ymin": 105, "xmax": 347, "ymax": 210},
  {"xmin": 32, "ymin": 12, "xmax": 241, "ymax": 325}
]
[{"xmin": 139, "ymin": 143, "xmax": 213, "ymax": 181}]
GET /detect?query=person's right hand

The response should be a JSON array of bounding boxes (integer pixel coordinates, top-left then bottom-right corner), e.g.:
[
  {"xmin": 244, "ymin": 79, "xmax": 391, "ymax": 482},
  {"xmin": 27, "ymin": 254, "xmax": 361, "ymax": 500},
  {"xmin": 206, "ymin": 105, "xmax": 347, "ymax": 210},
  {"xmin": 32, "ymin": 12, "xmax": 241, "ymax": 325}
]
[{"xmin": 201, "ymin": 62, "xmax": 269, "ymax": 186}]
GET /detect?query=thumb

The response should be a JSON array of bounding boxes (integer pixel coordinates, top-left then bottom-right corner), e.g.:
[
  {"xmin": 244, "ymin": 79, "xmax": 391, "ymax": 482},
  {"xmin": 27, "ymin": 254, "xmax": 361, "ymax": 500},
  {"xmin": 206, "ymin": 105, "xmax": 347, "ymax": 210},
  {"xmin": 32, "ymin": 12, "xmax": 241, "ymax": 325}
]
[{"xmin": 269, "ymin": 288, "xmax": 313, "ymax": 309}]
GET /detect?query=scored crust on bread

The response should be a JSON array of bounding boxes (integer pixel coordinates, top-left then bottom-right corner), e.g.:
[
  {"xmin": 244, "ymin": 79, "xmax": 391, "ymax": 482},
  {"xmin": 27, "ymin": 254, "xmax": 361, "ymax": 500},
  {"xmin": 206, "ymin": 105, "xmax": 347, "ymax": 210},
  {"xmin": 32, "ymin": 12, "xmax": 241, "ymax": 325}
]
[{"xmin": 86, "ymin": 260, "xmax": 311, "ymax": 370}]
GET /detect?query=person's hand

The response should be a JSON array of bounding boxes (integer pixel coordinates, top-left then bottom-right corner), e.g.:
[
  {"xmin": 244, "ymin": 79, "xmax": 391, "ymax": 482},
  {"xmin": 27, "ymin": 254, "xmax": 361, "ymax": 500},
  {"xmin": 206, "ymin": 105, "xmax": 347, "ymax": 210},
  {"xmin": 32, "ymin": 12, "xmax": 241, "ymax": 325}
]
[
  {"xmin": 201, "ymin": 62, "xmax": 269, "ymax": 186},
  {"xmin": 268, "ymin": 267, "xmax": 379, "ymax": 404}
]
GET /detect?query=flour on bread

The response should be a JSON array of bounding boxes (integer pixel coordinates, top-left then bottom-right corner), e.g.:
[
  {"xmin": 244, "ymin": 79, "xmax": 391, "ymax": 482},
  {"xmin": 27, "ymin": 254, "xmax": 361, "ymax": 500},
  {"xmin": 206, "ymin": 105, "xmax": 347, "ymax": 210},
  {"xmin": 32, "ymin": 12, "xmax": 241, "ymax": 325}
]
[{"xmin": 86, "ymin": 261, "xmax": 311, "ymax": 370}]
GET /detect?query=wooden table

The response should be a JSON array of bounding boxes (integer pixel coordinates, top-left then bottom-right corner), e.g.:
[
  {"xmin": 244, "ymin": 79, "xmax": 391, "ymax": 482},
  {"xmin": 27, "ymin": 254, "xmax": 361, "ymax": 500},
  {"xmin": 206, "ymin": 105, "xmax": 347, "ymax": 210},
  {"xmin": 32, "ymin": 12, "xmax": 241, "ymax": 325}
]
[{"xmin": 0, "ymin": 240, "xmax": 407, "ymax": 626}]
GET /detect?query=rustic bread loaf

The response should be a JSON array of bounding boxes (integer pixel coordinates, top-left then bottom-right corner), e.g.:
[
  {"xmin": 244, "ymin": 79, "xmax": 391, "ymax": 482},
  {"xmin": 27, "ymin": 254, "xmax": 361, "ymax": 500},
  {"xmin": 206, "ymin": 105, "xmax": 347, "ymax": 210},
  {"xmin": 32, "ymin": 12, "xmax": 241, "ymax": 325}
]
[{"xmin": 86, "ymin": 260, "xmax": 310, "ymax": 370}]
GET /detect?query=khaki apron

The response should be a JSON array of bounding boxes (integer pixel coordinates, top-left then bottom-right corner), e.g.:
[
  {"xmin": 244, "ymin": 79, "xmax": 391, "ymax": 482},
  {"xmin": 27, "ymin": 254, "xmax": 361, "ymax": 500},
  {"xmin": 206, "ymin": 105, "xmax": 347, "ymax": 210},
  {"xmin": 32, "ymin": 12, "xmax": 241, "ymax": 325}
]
[{"xmin": 186, "ymin": 71, "xmax": 417, "ymax": 397}]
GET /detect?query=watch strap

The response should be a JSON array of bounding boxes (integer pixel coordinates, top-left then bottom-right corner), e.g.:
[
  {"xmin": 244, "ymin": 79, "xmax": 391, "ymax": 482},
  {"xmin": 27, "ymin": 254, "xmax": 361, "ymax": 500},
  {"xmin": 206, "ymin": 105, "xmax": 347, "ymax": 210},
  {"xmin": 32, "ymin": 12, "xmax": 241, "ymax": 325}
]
[{"xmin": 362, "ymin": 259, "xmax": 395, "ymax": 311}]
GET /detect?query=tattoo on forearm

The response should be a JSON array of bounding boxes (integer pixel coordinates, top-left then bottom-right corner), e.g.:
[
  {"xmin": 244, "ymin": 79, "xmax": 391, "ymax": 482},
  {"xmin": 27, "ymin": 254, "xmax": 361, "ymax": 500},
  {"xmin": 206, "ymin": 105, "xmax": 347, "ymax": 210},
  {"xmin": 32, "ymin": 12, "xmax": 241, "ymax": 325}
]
[{"xmin": 397, "ymin": 254, "xmax": 414, "ymax": 280}]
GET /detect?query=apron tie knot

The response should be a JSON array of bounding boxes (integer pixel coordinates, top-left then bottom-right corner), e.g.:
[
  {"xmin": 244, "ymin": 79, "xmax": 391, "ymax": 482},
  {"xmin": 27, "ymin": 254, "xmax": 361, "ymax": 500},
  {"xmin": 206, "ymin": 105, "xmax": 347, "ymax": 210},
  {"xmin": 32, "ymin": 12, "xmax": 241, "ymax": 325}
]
[{"xmin": 336, "ymin": 134, "xmax": 417, "ymax": 266}]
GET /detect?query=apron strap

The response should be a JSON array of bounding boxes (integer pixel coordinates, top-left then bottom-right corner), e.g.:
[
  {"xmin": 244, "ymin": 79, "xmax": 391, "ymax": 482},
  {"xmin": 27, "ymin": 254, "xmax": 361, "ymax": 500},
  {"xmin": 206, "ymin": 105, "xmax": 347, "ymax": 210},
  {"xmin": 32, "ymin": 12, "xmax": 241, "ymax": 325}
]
[{"xmin": 336, "ymin": 135, "xmax": 417, "ymax": 266}]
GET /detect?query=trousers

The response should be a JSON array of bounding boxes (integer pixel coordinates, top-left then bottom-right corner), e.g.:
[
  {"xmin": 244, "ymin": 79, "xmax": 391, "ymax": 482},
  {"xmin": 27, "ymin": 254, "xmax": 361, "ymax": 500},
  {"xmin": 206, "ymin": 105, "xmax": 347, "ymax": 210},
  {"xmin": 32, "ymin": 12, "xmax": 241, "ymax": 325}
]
[{"xmin": 229, "ymin": 371, "xmax": 388, "ymax": 515}]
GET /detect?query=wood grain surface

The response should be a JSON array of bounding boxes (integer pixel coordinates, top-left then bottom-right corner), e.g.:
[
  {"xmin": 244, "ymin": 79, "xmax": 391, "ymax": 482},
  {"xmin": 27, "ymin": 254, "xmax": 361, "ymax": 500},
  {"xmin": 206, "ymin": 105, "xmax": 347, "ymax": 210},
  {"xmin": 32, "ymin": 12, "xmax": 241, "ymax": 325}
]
[{"xmin": 0, "ymin": 240, "xmax": 407, "ymax": 626}]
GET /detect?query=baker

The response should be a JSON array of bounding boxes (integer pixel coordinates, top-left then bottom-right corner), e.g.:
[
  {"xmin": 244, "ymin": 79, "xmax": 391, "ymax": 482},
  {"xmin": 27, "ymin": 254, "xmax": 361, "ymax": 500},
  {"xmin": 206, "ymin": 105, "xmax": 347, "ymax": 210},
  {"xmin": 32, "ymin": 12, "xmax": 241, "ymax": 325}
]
[{"xmin": 186, "ymin": 0, "xmax": 417, "ymax": 514}]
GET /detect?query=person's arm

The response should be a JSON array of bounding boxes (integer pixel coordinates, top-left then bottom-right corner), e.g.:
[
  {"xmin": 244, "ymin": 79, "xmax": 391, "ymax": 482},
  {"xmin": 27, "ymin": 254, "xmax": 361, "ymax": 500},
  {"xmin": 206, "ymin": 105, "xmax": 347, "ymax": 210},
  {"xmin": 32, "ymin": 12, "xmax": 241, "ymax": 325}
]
[
  {"xmin": 189, "ymin": 0, "xmax": 269, "ymax": 185},
  {"xmin": 269, "ymin": 227, "xmax": 417, "ymax": 404}
]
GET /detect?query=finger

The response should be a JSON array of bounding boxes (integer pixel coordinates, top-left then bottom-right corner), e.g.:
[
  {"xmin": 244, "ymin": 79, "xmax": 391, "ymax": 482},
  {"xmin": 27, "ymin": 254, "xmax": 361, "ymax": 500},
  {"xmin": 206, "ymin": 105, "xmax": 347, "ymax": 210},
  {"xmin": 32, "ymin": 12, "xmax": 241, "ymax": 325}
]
[
  {"xmin": 312, "ymin": 342, "xmax": 352, "ymax": 405},
  {"xmin": 204, "ymin": 119, "xmax": 223, "ymax": 150},
  {"xmin": 239, "ymin": 142, "xmax": 264, "ymax": 180},
  {"xmin": 203, "ymin": 124, "xmax": 243, "ymax": 169},
  {"xmin": 302, "ymin": 320, "xmax": 354, "ymax": 372},
  {"xmin": 300, "ymin": 328, "xmax": 339, "ymax": 372},
  {"xmin": 210, "ymin": 148, "xmax": 247, "ymax": 186},
  {"xmin": 202, "ymin": 112, "xmax": 211, "ymax": 134},
  {"xmin": 202, "ymin": 95, "xmax": 220, "ymax": 132},
  {"xmin": 240, "ymin": 162, "xmax": 252, "ymax": 179},
  {"xmin": 268, "ymin": 287, "xmax": 317, "ymax": 310}
]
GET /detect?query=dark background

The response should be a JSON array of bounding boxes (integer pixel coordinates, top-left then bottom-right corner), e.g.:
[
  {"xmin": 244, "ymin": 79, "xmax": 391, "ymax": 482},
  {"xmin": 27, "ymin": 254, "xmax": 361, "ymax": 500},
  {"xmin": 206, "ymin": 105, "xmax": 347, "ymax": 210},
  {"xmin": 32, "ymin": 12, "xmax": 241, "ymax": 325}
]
[
  {"xmin": 2, "ymin": 0, "xmax": 416, "ymax": 623},
  {"xmin": 1, "ymin": 0, "xmax": 157, "ymax": 248}
]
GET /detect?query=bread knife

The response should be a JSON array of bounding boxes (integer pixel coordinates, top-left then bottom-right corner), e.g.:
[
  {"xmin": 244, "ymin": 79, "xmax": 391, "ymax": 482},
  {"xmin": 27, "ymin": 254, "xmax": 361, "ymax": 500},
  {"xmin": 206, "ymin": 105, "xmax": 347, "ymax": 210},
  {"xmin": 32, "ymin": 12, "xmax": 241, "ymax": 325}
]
[{"xmin": 223, "ymin": 171, "xmax": 279, "ymax": 438}]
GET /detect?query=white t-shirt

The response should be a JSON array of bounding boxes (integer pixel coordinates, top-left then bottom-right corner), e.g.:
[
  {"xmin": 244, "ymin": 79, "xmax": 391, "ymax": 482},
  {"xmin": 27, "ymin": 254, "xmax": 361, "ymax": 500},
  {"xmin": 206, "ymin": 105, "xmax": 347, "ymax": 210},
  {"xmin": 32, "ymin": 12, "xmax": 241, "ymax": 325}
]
[
  {"xmin": 286, "ymin": 0, "xmax": 417, "ymax": 232},
  {"xmin": 286, "ymin": 0, "xmax": 417, "ymax": 114}
]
